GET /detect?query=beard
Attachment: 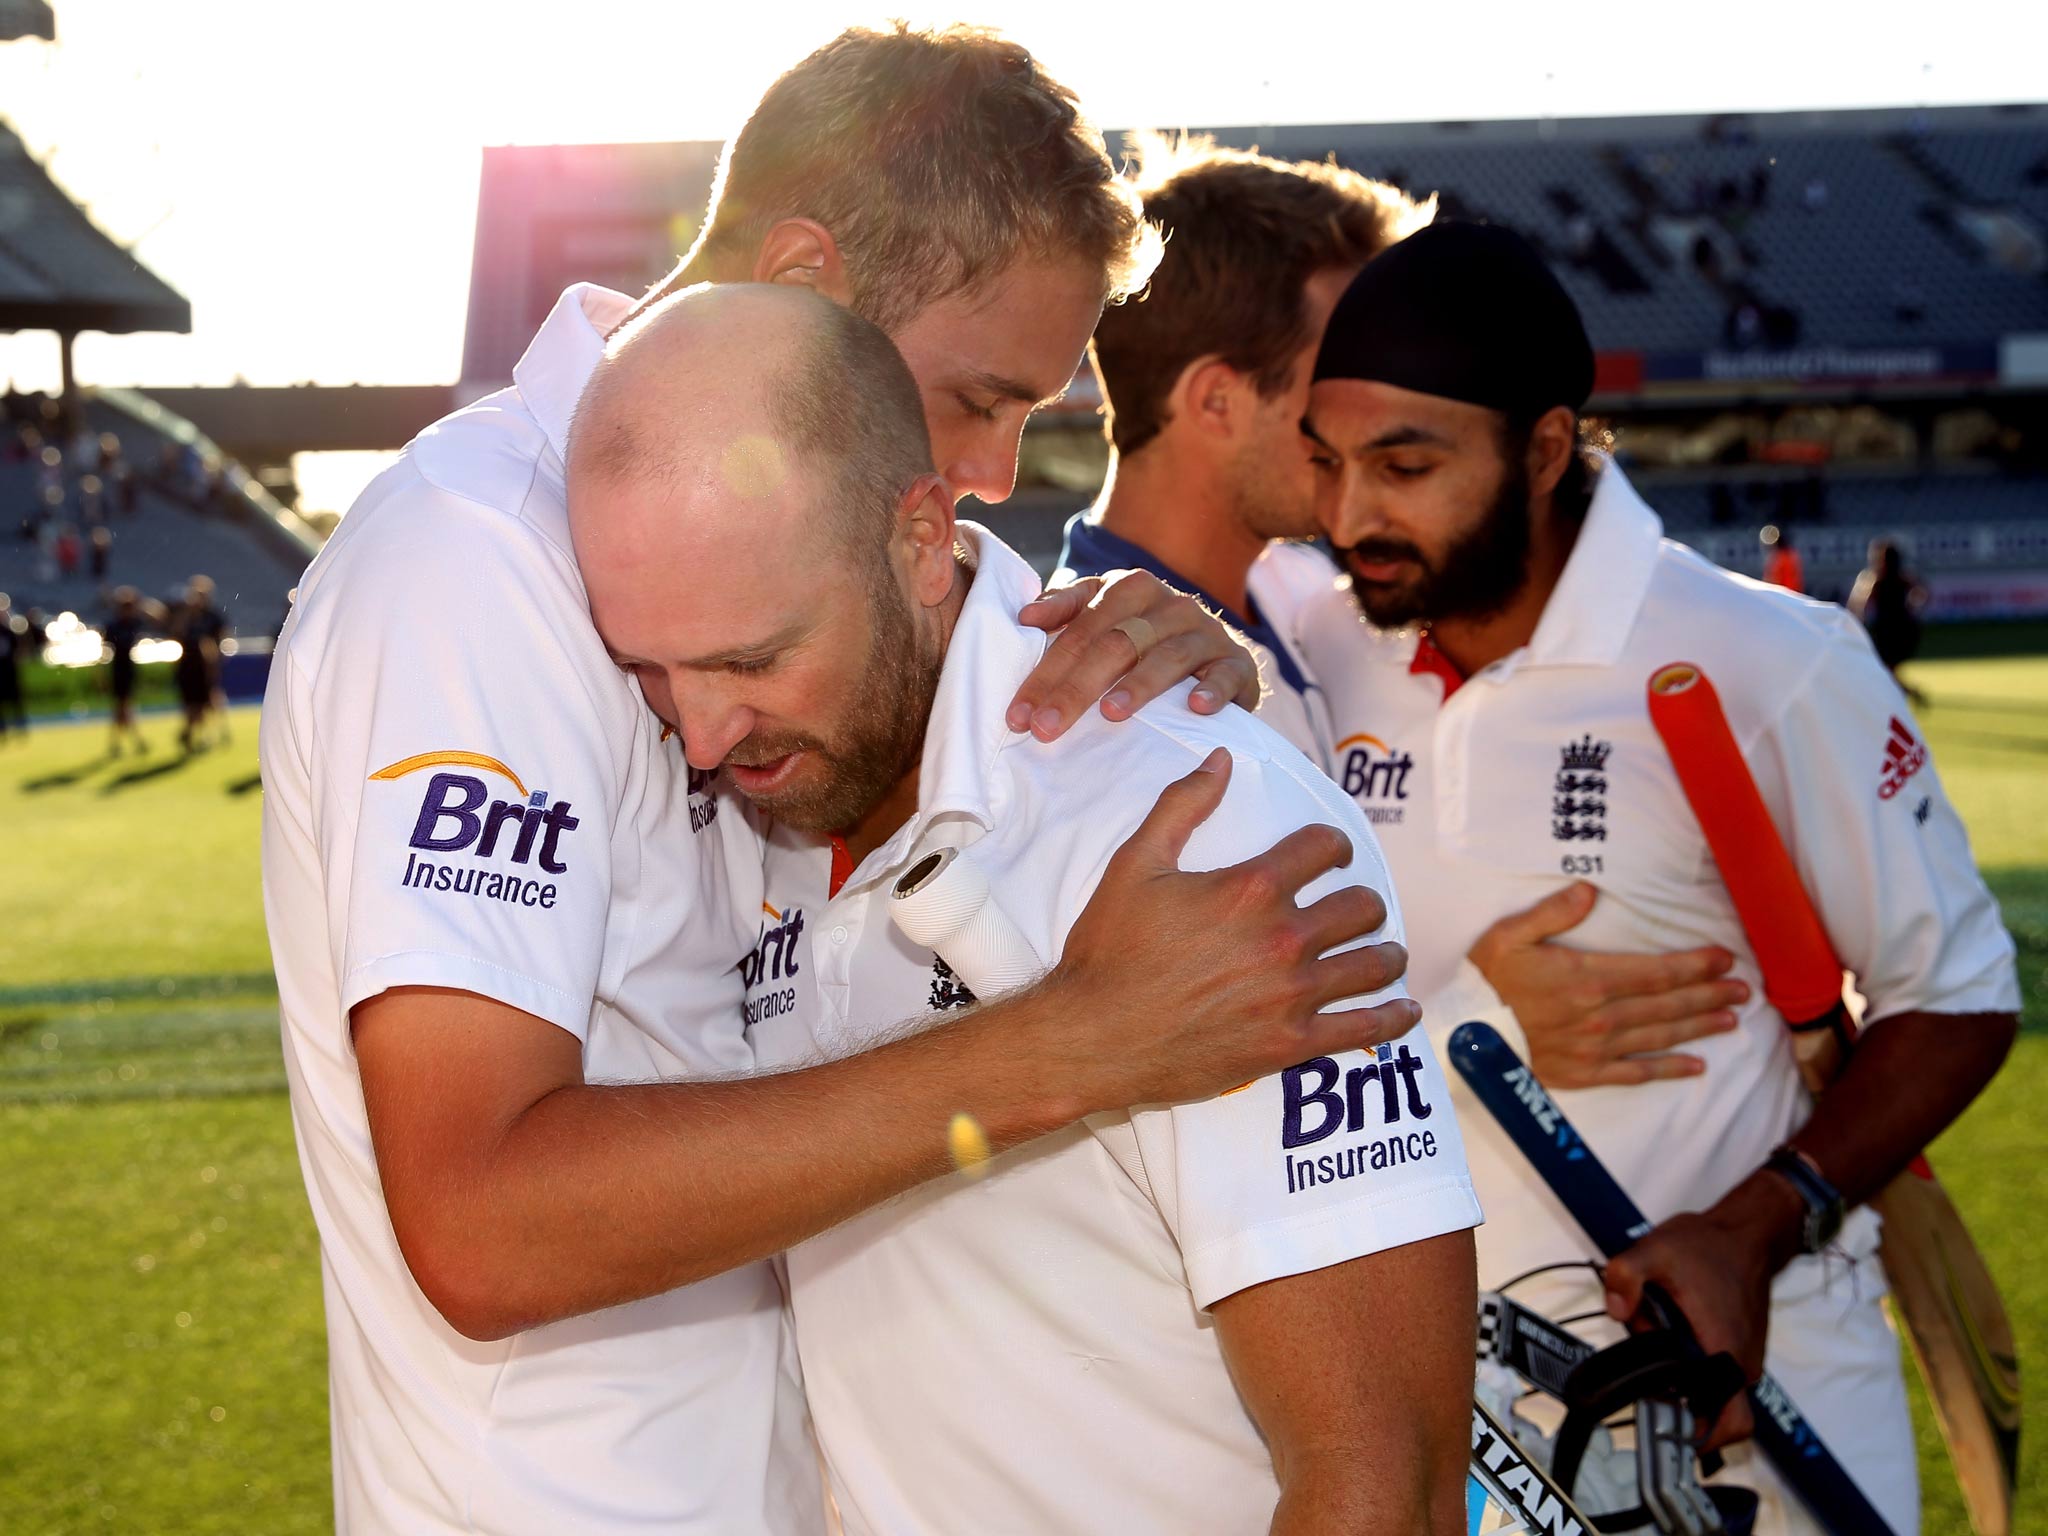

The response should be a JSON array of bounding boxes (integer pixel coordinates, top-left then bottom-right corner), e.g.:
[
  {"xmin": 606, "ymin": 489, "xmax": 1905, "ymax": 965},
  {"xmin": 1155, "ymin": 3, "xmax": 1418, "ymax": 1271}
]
[
  {"xmin": 1339, "ymin": 457, "xmax": 1532, "ymax": 630},
  {"xmin": 727, "ymin": 572, "xmax": 944, "ymax": 834}
]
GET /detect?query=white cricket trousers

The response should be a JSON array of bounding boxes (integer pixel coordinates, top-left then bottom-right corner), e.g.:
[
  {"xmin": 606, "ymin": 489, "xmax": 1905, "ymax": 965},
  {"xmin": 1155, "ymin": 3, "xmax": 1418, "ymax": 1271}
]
[{"xmin": 1711, "ymin": 1262, "xmax": 1919, "ymax": 1536}]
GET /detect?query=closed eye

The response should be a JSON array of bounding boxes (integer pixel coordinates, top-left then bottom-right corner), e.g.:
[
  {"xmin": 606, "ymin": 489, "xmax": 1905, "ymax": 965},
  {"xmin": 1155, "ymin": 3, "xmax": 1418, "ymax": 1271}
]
[
  {"xmin": 723, "ymin": 654, "xmax": 777, "ymax": 677},
  {"xmin": 955, "ymin": 391, "xmax": 999, "ymax": 423}
]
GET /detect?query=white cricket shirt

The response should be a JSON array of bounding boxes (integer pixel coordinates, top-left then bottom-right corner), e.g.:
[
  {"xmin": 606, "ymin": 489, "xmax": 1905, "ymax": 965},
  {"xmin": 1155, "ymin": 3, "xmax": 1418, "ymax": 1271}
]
[
  {"xmin": 1054, "ymin": 516, "xmax": 1336, "ymax": 771},
  {"xmin": 749, "ymin": 526, "xmax": 1481, "ymax": 1536},
  {"xmin": 1292, "ymin": 461, "xmax": 2021, "ymax": 1300},
  {"xmin": 259, "ymin": 285, "xmax": 818, "ymax": 1535}
]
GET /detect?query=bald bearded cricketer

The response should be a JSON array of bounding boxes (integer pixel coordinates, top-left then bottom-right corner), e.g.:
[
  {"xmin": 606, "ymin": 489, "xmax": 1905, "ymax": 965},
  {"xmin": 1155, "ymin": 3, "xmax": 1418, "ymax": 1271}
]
[
  {"xmin": 567, "ymin": 282, "xmax": 1481, "ymax": 1536},
  {"xmin": 1291, "ymin": 221, "xmax": 2020, "ymax": 1534}
]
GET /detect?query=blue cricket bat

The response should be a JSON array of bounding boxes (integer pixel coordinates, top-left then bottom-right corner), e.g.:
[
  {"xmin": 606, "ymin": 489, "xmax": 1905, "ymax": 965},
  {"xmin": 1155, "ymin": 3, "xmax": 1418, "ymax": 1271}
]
[{"xmin": 1448, "ymin": 1021, "xmax": 1897, "ymax": 1536}]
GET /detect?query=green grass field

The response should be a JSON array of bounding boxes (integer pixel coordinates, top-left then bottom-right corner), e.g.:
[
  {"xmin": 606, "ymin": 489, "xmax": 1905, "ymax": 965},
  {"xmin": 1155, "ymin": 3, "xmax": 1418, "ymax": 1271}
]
[{"xmin": 1, "ymin": 654, "xmax": 2043, "ymax": 1534}]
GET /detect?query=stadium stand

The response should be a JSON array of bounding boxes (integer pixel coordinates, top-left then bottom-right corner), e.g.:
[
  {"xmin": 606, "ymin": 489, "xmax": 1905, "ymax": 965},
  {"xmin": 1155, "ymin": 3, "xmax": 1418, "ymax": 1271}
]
[
  {"xmin": 2, "ymin": 114, "xmax": 313, "ymax": 690},
  {"xmin": 1206, "ymin": 106, "xmax": 2048, "ymax": 359},
  {"xmin": 2, "ymin": 388, "xmax": 318, "ymax": 644}
]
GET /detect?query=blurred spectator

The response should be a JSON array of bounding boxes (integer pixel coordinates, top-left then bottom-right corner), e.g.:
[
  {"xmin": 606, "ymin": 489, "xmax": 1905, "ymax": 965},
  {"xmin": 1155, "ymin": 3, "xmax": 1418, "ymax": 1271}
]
[
  {"xmin": 96, "ymin": 432, "xmax": 121, "ymax": 474},
  {"xmin": 209, "ymin": 461, "xmax": 243, "ymax": 519},
  {"xmin": 113, "ymin": 454, "xmax": 139, "ymax": 516},
  {"xmin": 54, "ymin": 523, "xmax": 81, "ymax": 577},
  {"xmin": 33, "ymin": 504, "xmax": 58, "ymax": 583},
  {"xmin": 1761, "ymin": 524, "xmax": 1804, "ymax": 592},
  {"xmin": 90, "ymin": 524, "xmax": 113, "ymax": 580},
  {"xmin": 1748, "ymin": 163, "xmax": 1771, "ymax": 208},
  {"xmin": 1692, "ymin": 232, "xmax": 1723, "ymax": 280},
  {"xmin": 171, "ymin": 575, "xmax": 231, "ymax": 751},
  {"xmin": 1725, "ymin": 300, "xmax": 1764, "ymax": 348},
  {"xmin": 1564, "ymin": 212, "xmax": 1596, "ymax": 260},
  {"xmin": 0, "ymin": 595, "xmax": 25, "ymax": 743},
  {"xmin": 1849, "ymin": 539, "xmax": 1929, "ymax": 704},
  {"xmin": 103, "ymin": 587, "xmax": 151, "ymax": 756},
  {"xmin": 178, "ymin": 441, "xmax": 206, "ymax": 502},
  {"xmin": 78, "ymin": 473, "xmax": 104, "ymax": 526},
  {"xmin": 36, "ymin": 443, "xmax": 63, "ymax": 501}
]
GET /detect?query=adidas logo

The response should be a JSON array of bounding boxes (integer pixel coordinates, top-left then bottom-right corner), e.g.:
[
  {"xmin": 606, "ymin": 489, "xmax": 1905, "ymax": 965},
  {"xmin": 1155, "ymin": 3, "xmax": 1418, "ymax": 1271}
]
[{"xmin": 1877, "ymin": 717, "xmax": 1928, "ymax": 801}]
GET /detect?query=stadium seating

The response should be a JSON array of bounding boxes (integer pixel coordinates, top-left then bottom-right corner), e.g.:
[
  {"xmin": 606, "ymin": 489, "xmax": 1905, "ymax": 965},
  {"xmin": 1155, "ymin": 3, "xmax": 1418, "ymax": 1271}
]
[
  {"xmin": 1221, "ymin": 109, "xmax": 2048, "ymax": 354},
  {"xmin": 0, "ymin": 391, "xmax": 315, "ymax": 641}
]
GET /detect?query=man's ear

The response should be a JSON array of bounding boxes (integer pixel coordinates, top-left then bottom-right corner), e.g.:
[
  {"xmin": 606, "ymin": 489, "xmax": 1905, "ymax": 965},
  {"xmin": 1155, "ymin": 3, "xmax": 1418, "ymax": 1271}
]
[
  {"xmin": 1174, "ymin": 356, "xmax": 1245, "ymax": 445},
  {"xmin": 1526, "ymin": 405, "xmax": 1578, "ymax": 499},
  {"xmin": 752, "ymin": 219, "xmax": 854, "ymax": 307},
  {"xmin": 898, "ymin": 472, "xmax": 960, "ymax": 610}
]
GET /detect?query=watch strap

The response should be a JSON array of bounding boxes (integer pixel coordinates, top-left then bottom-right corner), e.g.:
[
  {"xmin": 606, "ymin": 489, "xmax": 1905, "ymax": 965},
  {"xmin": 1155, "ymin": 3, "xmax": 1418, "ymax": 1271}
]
[{"xmin": 1765, "ymin": 1144, "xmax": 1844, "ymax": 1253}]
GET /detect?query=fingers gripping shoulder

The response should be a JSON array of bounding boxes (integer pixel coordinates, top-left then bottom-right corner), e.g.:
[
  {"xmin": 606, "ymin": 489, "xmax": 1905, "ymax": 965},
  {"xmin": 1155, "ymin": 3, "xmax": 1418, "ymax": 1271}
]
[{"xmin": 1179, "ymin": 739, "xmax": 1404, "ymax": 949}]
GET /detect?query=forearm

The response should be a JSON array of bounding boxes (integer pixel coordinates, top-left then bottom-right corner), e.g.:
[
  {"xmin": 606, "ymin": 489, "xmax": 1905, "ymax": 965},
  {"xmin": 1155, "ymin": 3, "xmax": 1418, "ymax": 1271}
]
[
  {"xmin": 1706, "ymin": 1008, "xmax": 2015, "ymax": 1271},
  {"xmin": 392, "ymin": 980, "xmax": 1096, "ymax": 1337}
]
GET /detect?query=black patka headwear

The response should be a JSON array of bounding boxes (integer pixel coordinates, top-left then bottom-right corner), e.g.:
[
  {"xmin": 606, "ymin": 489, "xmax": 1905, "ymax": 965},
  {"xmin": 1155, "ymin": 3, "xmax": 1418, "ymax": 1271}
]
[{"xmin": 1313, "ymin": 221, "xmax": 1594, "ymax": 415}]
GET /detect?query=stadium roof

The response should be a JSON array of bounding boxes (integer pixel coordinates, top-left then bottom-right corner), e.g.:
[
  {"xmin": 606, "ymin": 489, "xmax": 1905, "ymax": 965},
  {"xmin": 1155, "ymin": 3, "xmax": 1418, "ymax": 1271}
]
[{"xmin": 0, "ymin": 118, "xmax": 190, "ymax": 336}]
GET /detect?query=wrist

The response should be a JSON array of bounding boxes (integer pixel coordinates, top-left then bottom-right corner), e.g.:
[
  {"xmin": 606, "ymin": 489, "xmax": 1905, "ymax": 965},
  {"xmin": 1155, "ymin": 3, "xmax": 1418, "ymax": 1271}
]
[
  {"xmin": 953, "ymin": 973, "xmax": 1106, "ymax": 1136},
  {"xmin": 1711, "ymin": 1168, "xmax": 1810, "ymax": 1275}
]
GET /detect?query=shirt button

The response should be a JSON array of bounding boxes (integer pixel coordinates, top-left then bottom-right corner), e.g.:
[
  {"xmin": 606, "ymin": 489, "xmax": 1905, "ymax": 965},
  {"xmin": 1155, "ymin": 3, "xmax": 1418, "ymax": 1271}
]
[{"xmin": 832, "ymin": 927, "xmax": 848, "ymax": 945}]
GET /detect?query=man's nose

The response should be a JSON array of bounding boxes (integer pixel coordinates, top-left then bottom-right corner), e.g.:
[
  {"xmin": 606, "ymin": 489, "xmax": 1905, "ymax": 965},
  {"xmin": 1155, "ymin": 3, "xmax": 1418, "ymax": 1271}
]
[
  {"xmin": 674, "ymin": 684, "xmax": 754, "ymax": 773},
  {"xmin": 1322, "ymin": 482, "xmax": 1384, "ymax": 550},
  {"xmin": 942, "ymin": 432, "xmax": 1022, "ymax": 507}
]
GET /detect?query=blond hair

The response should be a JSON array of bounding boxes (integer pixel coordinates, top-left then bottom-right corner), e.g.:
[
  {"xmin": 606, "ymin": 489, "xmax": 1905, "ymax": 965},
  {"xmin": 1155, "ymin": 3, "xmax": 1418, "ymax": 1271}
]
[{"xmin": 670, "ymin": 24, "xmax": 1159, "ymax": 332}]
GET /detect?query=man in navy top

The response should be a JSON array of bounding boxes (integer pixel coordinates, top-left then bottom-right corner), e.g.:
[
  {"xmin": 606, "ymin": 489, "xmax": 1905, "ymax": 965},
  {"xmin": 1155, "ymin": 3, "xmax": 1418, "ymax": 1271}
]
[{"xmin": 1058, "ymin": 137, "xmax": 1428, "ymax": 766}]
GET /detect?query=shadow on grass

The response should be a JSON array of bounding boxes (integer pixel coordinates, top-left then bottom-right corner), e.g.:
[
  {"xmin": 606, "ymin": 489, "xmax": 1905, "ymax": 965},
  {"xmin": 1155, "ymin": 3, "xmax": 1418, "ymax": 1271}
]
[
  {"xmin": 100, "ymin": 751, "xmax": 199, "ymax": 794},
  {"xmin": 226, "ymin": 772, "xmax": 263, "ymax": 796},
  {"xmin": 21, "ymin": 756, "xmax": 115, "ymax": 792},
  {"xmin": 1924, "ymin": 695, "xmax": 2048, "ymax": 721},
  {"xmin": 1939, "ymin": 730, "xmax": 2048, "ymax": 757}
]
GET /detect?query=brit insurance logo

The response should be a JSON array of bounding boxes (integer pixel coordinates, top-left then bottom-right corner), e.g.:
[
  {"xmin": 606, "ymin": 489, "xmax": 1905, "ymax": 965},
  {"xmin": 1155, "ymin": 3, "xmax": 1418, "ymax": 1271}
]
[
  {"xmin": 740, "ymin": 902, "xmax": 807, "ymax": 1031},
  {"xmin": 1279, "ymin": 1041, "xmax": 1441, "ymax": 1196},
  {"xmin": 1333, "ymin": 732, "xmax": 1414, "ymax": 826},
  {"xmin": 686, "ymin": 764, "xmax": 722, "ymax": 834},
  {"xmin": 371, "ymin": 750, "xmax": 580, "ymax": 910}
]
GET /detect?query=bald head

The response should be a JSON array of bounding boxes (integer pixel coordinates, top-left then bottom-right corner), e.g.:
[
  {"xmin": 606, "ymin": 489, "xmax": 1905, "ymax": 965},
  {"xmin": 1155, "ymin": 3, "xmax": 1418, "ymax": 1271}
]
[
  {"xmin": 568, "ymin": 282, "xmax": 931, "ymax": 558},
  {"xmin": 565, "ymin": 282, "xmax": 964, "ymax": 833}
]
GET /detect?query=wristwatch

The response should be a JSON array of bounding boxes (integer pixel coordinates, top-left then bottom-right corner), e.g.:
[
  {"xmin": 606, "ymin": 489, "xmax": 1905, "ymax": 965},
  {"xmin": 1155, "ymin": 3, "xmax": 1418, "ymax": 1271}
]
[{"xmin": 1764, "ymin": 1144, "xmax": 1844, "ymax": 1254}]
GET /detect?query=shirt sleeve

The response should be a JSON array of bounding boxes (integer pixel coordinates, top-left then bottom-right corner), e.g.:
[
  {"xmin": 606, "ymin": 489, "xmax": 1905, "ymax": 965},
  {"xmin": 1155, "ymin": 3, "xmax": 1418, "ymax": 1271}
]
[
  {"xmin": 1747, "ymin": 613, "xmax": 2019, "ymax": 1026},
  {"xmin": 292, "ymin": 490, "xmax": 629, "ymax": 1042},
  {"xmin": 1094, "ymin": 744, "xmax": 1482, "ymax": 1311}
]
